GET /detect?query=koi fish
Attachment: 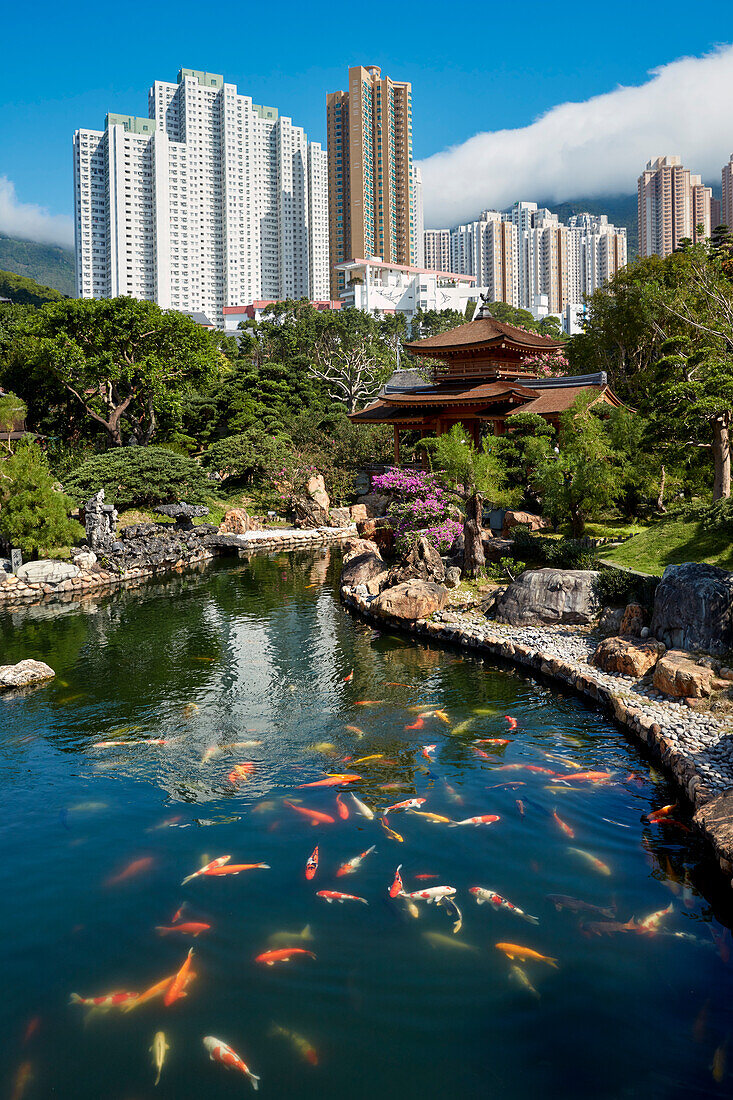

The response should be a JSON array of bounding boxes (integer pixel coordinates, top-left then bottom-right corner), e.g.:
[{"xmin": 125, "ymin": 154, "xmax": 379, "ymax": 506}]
[
  {"xmin": 546, "ymin": 895, "xmax": 616, "ymax": 919},
  {"xmin": 472, "ymin": 748, "xmax": 493, "ymax": 761},
  {"xmin": 495, "ymin": 943, "xmax": 558, "ymax": 968},
  {"xmin": 384, "ymin": 797, "xmax": 425, "ymax": 814},
  {"xmin": 284, "ymin": 801, "xmax": 336, "ymax": 825},
  {"xmin": 568, "ymin": 847, "xmax": 612, "ymax": 876},
  {"xmin": 380, "ymin": 818, "xmax": 404, "ymax": 843},
  {"xmin": 182, "ymin": 856, "xmax": 230, "ymax": 885},
  {"xmin": 470, "ymin": 887, "xmax": 539, "ymax": 924},
  {"xmin": 475, "ymin": 738, "xmax": 510, "ymax": 747},
  {"xmin": 203, "ymin": 863, "xmax": 270, "ymax": 876},
  {"xmin": 450, "ymin": 719, "xmax": 475, "ymax": 737},
  {"xmin": 448, "ymin": 814, "xmax": 500, "ymax": 827},
  {"xmin": 414, "ymin": 874, "xmax": 439, "ymax": 881},
  {"xmin": 349, "ymin": 793, "xmax": 374, "ymax": 820},
  {"xmin": 343, "ymin": 670, "xmax": 354, "ymax": 682},
  {"xmin": 421, "ymin": 745, "xmax": 436, "ymax": 761},
  {"xmin": 151, "ymin": 1030, "xmax": 169, "ymax": 1086},
  {"xmin": 553, "ymin": 811, "xmax": 575, "ymax": 838},
  {"xmin": 228, "ymin": 763, "xmax": 255, "ymax": 783},
  {"xmin": 267, "ymin": 925, "xmax": 313, "ymax": 949},
  {"xmin": 351, "ymin": 755, "xmax": 384, "ymax": 764},
  {"xmin": 156, "ymin": 922, "xmax": 211, "ymax": 937},
  {"xmin": 316, "ymin": 890, "xmax": 368, "ymax": 905},
  {"xmin": 22, "ymin": 1017, "xmax": 40, "ymax": 1044},
  {"xmin": 567, "ymin": 771, "xmax": 614, "ymax": 783},
  {"xmin": 660, "ymin": 819, "xmax": 692, "ymax": 834},
  {"xmin": 337, "ymin": 845, "xmax": 376, "ymax": 877},
  {"xmin": 397, "ymin": 894, "xmax": 421, "ymax": 919},
  {"xmin": 70, "ymin": 990, "xmax": 139, "ymax": 1009},
  {"xmin": 269, "ymin": 1024, "xmax": 318, "ymax": 1065},
  {"xmin": 354, "ymin": 700, "xmax": 383, "ymax": 706},
  {"xmin": 505, "ymin": 716, "xmax": 518, "ymax": 730},
  {"xmin": 10, "ymin": 1062, "xmax": 33, "ymax": 1100},
  {"xmin": 439, "ymin": 895, "xmax": 463, "ymax": 933},
  {"xmin": 433, "ymin": 710, "xmax": 452, "ymax": 725},
  {"xmin": 509, "ymin": 964, "xmax": 540, "ymax": 999},
  {"xmin": 638, "ymin": 902, "xmax": 674, "ymax": 933},
  {"xmin": 93, "ymin": 739, "xmax": 166, "ymax": 748},
  {"xmin": 422, "ymin": 931, "xmax": 477, "ymax": 952},
  {"xmin": 298, "ymin": 773, "xmax": 361, "ymax": 789},
  {"xmin": 582, "ymin": 919, "xmax": 642, "ymax": 937},
  {"xmin": 204, "ymin": 1036, "xmax": 260, "ymax": 1090},
  {"xmin": 105, "ymin": 857, "xmax": 155, "ymax": 887},
  {"xmin": 389, "ymin": 865, "xmax": 404, "ymax": 897},
  {"xmin": 164, "ymin": 948, "xmax": 194, "ymax": 1006},
  {"xmin": 305, "ymin": 846, "xmax": 318, "ymax": 881},
  {"xmin": 516, "ymin": 800, "xmax": 525, "ymax": 816},
  {"xmin": 255, "ymin": 948, "xmax": 316, "ymax": 966},
  {"xmin": 405, "ymin": 718, "xmax": 425, "ymax": 730},
  {"xmin": 122, "ymin": 974, "xmax": 177, "ymax": 1012},
  {"xmin": 410, "ymin": 810, "xmax": 451, "ymax": 824},
  {"xmin": 645, "ymin": 803, "xmax": 678, "ymax": 823},
  {"xmin": 335, "ymin": 793, "xmax": 349, "ymax": 820},
  {"xmin": 404, "ymin": 886, "xmax": 457, "ymax": 903},
  {"xmin": 345, "ymin": 726, "xmax": 366, "ymax": 737},
  {"xmin": 444, "ymin": 782, "xmax": 464, "ymax": 804}
]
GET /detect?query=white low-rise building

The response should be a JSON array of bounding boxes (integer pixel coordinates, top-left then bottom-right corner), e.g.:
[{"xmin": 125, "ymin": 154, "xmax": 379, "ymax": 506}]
[{"xmin": 336, "ymin": 257, "xmax": 477, "ymax": 323}]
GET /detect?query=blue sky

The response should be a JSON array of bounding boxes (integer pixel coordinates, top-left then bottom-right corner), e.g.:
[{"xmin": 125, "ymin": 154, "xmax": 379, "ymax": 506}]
[{"xmin": 1, "ymin": 0, "xmax": 731, "ymax": 242}]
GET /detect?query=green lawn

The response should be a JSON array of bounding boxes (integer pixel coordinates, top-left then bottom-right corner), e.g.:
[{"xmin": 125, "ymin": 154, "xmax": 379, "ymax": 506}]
[{"xmin": 600, "ymin": 518, "xmax": 733, "ymax": 576}]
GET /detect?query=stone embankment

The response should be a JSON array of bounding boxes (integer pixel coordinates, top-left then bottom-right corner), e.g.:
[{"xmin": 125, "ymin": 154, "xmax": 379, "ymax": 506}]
[{"xmin": 340, "ymin": 581, "xmax": 733, "ymax": 886}]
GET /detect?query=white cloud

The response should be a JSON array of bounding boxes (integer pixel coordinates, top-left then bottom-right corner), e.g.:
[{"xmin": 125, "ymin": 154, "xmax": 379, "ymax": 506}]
[
  {"xmin": 419, "ymin": 45, "xmax": 733, "ymax": 228},
  {"xmin": 0, "ymin": 177, "xmax": 74, "ymax": 248}
]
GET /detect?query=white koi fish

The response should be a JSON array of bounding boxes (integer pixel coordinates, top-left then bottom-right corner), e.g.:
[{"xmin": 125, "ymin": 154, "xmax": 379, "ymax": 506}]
[
  {"xmin": 203, "ymin": 1036, "xmax": 260, "ymax": 1090},
  {"xmin": 349, "ymin": 793, "xmax": 375, "ymax": 820},
  {"xmin": 336, "ymin": 845, "xmax": 376, "ymax": 877},
  {"xmin": 448, "ymin": 814, "xmax": 500, "ymax": 827},
  {"xmin": 403, "ymin": 886, "xmax": 456, "ymax": 903},
  {"xmin": 383, "ymin": 797, "xmax": 426, "ymax": 814},
  {"xmin": 469, "ymin": 887, "xmax": 539, "ymax": 924},
  {"xmin": 182, "ymin": 856, "xmax": 230, "ymax": 885}
]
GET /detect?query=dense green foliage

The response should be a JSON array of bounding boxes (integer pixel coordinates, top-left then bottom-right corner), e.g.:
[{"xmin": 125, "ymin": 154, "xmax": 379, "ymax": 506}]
[
  {"xmin": 592, "ymin": 568, "xmax": 658, "ymax": 611},
  {"xmin": 63, "ymin": 447, "xmax": 211, "ymax": 509},
  {"xmin": 0, "ymin": 440, "xmax": 83, "ymax": 552},
  {"xmin": 0, "ymin": 267, "xmax": 66, "ymax": 306},
  {"xmin": 0, "ymin": 237, "xmax": 75, "ymax": 296},
  {"xmin": 509, "ymin": 527, "xmax": 597, "ymax": 570}
]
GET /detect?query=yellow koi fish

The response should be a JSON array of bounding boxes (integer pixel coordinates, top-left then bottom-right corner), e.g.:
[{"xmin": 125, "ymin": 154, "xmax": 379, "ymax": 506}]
[
  {"xmin": 568, "ymin": 847, "xmax": 612, "ymax": 877},
  {"xmin": 495, "ymin": 943, "xmax": 559, "ymax": 968},
  {"xmin": 380, "ymin": 818, "xmax": 404, "ymax": 843}
]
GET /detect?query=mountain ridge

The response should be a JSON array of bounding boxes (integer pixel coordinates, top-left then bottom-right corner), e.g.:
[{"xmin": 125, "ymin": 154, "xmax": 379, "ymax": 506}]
[{"xmin": 0, "ymin": 234, "xmax": 75, "ymax": 296}]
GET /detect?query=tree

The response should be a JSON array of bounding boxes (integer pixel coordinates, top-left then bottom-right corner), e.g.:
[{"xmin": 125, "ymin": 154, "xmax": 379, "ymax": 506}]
[
  {"xmin": 309, "ymin": 341, "xmax": 382, "ymax": 413},
  {"xmin": 17, "ymin": 297, "xmax": 222, "ymax": 447},
  {"xmin": 62, "ymin": 446, "xmax": 211, "ymax": 509},
  {"xmin": 202, "ymin": 429, "xmax": 292, "ymax": 484},
  {"xmin": 0, "ymin": 270, "xmax": 65, "ymax": 307},
  {"xmin": 0, "ymin": 440, "xmax": 83, "ymax": 552},
  {"xmin": 431, "ymin": 424, "xmax": 519, "ymax": 576},
  {"xmin": 0, "ymin": 391, "xmax": 26, "ymax": 457}
]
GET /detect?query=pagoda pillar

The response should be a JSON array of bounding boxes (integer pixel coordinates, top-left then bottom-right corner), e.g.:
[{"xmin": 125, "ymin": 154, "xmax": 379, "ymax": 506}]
[{"xmin": 393, "ymin": 426, "xmax": 401, "ymax": 466}]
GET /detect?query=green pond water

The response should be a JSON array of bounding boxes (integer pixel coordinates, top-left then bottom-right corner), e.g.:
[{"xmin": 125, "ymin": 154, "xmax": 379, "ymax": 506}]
[{"xmin": 1, "ymin": 549, "xmax": 732, "ymax": 1099}]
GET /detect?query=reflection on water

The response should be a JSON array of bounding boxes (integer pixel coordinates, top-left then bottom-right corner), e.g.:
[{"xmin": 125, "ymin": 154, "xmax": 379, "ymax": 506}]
[{"xmin": 1, "ymin": 549, "xmax": 732, "ymax": 1099}]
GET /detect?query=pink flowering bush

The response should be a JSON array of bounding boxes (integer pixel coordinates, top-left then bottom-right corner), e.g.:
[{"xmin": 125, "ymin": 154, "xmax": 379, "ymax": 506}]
[
  {"xmin": 372, "ymin": 467, "xmax": 461, "ymax": 554},
  {"xmin": 520, "ymin": 350, "xmax": 569, "ymax": 376}
]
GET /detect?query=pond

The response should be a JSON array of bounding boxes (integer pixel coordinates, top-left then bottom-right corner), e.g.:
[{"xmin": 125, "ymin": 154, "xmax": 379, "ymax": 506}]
[{"xmin": 1, "ymin": 549, "xmax": 732, "ymax": 1099}]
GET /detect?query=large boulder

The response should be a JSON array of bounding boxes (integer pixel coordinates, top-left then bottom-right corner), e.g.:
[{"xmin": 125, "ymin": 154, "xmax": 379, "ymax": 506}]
[
  {"xmin": 598, "ymin": 607, "xmax": 625, "ymax": 636},
  {"xmin": 387, "ymin": 536, "xmax": 445, "ymax": 586},
  {"xmin": 356, "ymin": 492, "xmax": 391, "ymax": 518},
  {"xmin": 650, "ymin": 563, "xmax": 733, "ymax": 657},
  {"xmin": 305, "ymin": 474, "xmax": 330, "ymax": 513},
  {"xmin": 343, "ymin": 538, "xmax": 380, "ymax": 563},
  {"xmin": 501, "ymin": 510, "xmax": 549, "ymax": 537},
  {"xmin": 357, "ymin": 518, "xmax": 396, "ymax": 557},
  {"xmin": 494, "ymin": 568, "xmax": 600, "ymax": 626},
  {"xmin": 592, "ymin": 636, "xmax": 666, "ymax": 678},
  {"xmin": 373, "ymin": 580, "xmax": 448, "ymax": 621},
  {"xmin": 653, "ymin": 649, "xmax": 729, "ymax": 698},
  {"xmin": 0, "ymin": 659, "xmax": 55, "ymax": 690},
  {"xmin": 16, "ymin": 561, "xmax": 80, "ymax": 585},
  {"xmin": 291, "ymin": 495, "xmax": 330, "ymax": 529},
  {"xmin": 620, "ymin": 602, "xmax": 645, "ymax": 637},
  {"xmin": 219, "ymin": 508, "xmax": 261, "ymax": 535},
  {"xmin": 340, "ymin": 551, "xmax": 385, "ymax": 588}
]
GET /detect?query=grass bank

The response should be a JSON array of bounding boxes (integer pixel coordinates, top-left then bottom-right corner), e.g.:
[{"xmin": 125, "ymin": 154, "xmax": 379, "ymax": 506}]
[{"xmin": 600, "ymin": 518, "xmax": 733, "ymax": 576}]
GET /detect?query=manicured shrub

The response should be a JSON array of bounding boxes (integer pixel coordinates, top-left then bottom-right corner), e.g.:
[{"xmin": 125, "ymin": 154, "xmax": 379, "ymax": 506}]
[
  {"xmin": 62, "ymin": 446, "xmax": 210, "ymax": 509},
  {"xmin": 0, "ymin": 440, "xmax": 83, "ymax": 552},
  {"xmin": 202, "ymin": 430, "xmax": 293, "ymax": 484},
  {"xmin": 592, "ymin": 568, "xmax": 658, "ymax": 610}
]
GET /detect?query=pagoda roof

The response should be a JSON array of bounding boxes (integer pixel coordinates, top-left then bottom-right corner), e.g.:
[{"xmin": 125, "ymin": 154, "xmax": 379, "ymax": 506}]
[
  {"xmin": 380, "ymin": 379, "xmax": 538, "ymax": 406},
  {"xmin": 403, "ymin": 316, "xmax": 564, "ymax": 357},
  {"xmin": 506, "ymin": 383, "xmax": 622, "ymax": 417}
]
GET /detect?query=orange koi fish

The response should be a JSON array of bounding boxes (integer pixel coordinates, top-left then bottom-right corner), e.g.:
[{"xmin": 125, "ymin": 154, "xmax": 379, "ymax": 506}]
[
  {"xmin": 553, "ymin": 811, "xmax": 575, "ymax": 838},
  {"xmin": 433, "ymin": 710, "xmax": 452, "ymax": 725},
  {"xmin": 228, "ymin": 762, "xmax": 255, "ymax": 784},
  {"xmin": 345, "ymin": 726, "xmax": 366, "ymax": 736},
  {"xmin": 335, "ymin": 793, "xmax": 349, "ymax": 820},
  {"xmin": 645, "ymin": 803, "xmax": 678, "ymax": 822},
  {"xmin": 476, "ymin": 738, "xmax": 510, "ymax": 747},
  {"xmin": 182, "ymin": 856, "xmax": 231, "ymax": 885},
  {"xmin": 203, "ymin": 862, "xmax": 270, "ymax": 876},
  {"xmin": 122, "ymin": 975, "xmax": 172, "ymax": 1012},
  {"xmin": 255, "ymin": 947, "xmax": 316, "ymax": 966},
  {"xmin": 343, "ymin": 670, "xmax": 354, "ymax": 682},
  {"xmin": 414, "ymin": 874, "xmax": 439, "ymax": 880},
  {"xmin": 505, "ymin": 716, "xmax": 518, "ymax": 730},
  {"xmin": 316, "ymin": 890, "xmax": 368, "ymax": 905},
  {"xmin": 473, "ymin": 748, "xmax": 493, "ymax": 761},
  {"xmin": 421, "ymin": 745, "xmax": 436, "ymax": 761},
  {"xmin": 70, "ymin": 990, "xmax": 139, "ymax": 1009},
  {"xmin": 405, "ymin": 718, "xmax": 425, "ymax": 730},
  {"xmin": 336, "ymin": 845, "xmax": 376, "ymax": 877},
  {"xmin": 297, "ymin": 773, "xmax": 361, "ymax": 789},
  {"xmin": 516, "ymin": 800, "xmax": 525, "ymax": 816},
  {"xmin": 354, "ymin": 700, "xmax": 383, "ymax": 706},
  {"xmin": 448, "ymin": 814, "xmax": 500, "ymax": 827},
  {"xmin": 660, "ymin": 819, "xmax": 692, "ymax": 834},
  {"xmin": 568, "ymin": 771, "xmax": 614, "ymax": 783},
  {"xmin": 104, "ymin": 857, "xmax": 155, "ymax": 887},
  {"xmin": 284, "ymin": 801, "xmax": 335, "ymax": 825},
  {"xmin": 22, "ymin": 1017, "xmax": 40, "ymax": 1044},
  {"xmin": 495, "ymin": 943, "xmax": 558, "ymax": 967},
  {"xmin": 156, "ymin": 922, "xmax": 211, "ymax": 936},
  {"xmin": 568, "ymin": 847, "xmax": 612, "ymax": 876},
  {"xmin": 204, "ymin": 1036, "xmax": 260, "ymax": 1090},
  {"xmin": 389, "ymin": 865, "xmax": 404, "ymax": 897},
  {"xmin": 164, "ymin": 948, "xmax": 194, "ymax": 1006},
  {"xmin": 305, "ymin": 846, "xmax": 319, "ymax": 881},
  {"xmin": 384, "ymin": 797, "xmax": 425, "ymax": 814},
  {"xmin": 10, "ymin": 1062, "xmax": 33, "ymax": 1100}
]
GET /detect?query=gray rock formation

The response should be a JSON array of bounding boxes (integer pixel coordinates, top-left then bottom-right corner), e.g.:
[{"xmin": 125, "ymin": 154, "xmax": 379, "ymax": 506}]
[
  {"xmin": 155, "ymin": 503, "xmax": 210, "ymax": 530},
  {"xmin": 16, "ymin": 561, "xmax": 80, "ymax": 585},
  {"xmin": 387, "ymin": 535, "xmax": 445, "ymax": 586},
  {"xmin": 84, "ymin": 490, "xmax": 118, "ymax": 551},
  {"xmin": 340, "ymin": 550, "xmax": 385, "ymax": 588},
  {"xmin": 493, "ymin": 568, "xmax": 600, "ymax": 626},
  {"xmin": 373, "ymin": 580, "xmax": 448, "ymax": 621},
  {"xmin": 291, "ymin": 495, "xmax": 330, "ymax": 529},
  {"xmin": 598, "ymin": 607, "xmax": 624, "ymax": 636},
  {"xmin": 650, "ymin": 563, "xmax": 733, "ymax": 657},
  {"xmin": 0, "ymin": 658, "xmax": 55, "ymax": 690}
]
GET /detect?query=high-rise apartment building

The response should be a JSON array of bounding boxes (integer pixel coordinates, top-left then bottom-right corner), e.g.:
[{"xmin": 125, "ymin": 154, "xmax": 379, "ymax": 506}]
[
  {"xmin": 721, "ymin": 155, "xmax": 733, "ymax": 229},
  {"xmin": 326, "ymin": 65, "xmax": 416, "ymax": 298},
  {"xmin": 412, "ymin": 165, "xmax": 425, "ymax": 267},
  {"xmin": 637, "ymin": 155, "xmax": 712, "ymax": 258},
  {"xmin": 567, "ymin": 214, "xmax": 627, "ymax": 304},
  {"xmin": 73, "ymin": 68, "xmax": 329, "ymax": 326},
  {"xmin": 424, "ymin": 229, "xmax": 451, "ymax": 272}
]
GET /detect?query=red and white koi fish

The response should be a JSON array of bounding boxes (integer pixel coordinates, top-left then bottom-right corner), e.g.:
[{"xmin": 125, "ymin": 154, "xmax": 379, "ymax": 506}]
[
  {"xmin": 203, "ymin": 862, "xmax": 270, "ymax": 876},
  {"xmin": 637, "ymin": 902, "xmax": 674, "ymax": 933},
  {"xmin": 228, "ymin": 763, "xmax": 255, "ymax": 784},
  {"xmin": 403, "ymin": 886, "xmax": 456, "ymax": 903},
  {"xmin": 383, "ymin": 797, "xmax": 425, "ymax": 814},
  {"xmin": 335, "ymin": 793, "xmax": 349, "ymax": 820},
  {"xmin": 93, "ymin": 738, "xmax": 166, "ymax": 748},
  {"xmin": 343, "ymin": 670, "xmax": 354, "ymax": 682},
  {"xmin": 164, "ymin": 948, "xmax": 194, "ymax": 1006},
  {"xmin": 69, "ymin": 990, "xmax": 139, "ymax": 1009},
  {"xmin": 316, "ymin": 890, "xmax": 368, "ymax": 905},
  {"xmin": 553, "ymin": 810, "xmax": 575, "ymax": 838},
  {"xmin": 505, "ymin": 716, "xmax": 518, "ymax": 730},
  {"xmin": 337, "ymin": 845, "xmax": 376, "ymax": 877},
  {"xmin": 204, "ymin": 1036, "xmax": 260, "ymax": 1091},
  {"xmin": 469, "ymin": 887, "xmax": 539, "ymax": 924},
  {"xmin": 421, "ymin": 745, "xmax": 437, "ymax": 761},
  {"xmin": 156, "ymin": 922, "xmax": 211, "ymax": 936},
  {"xmin": 298, "ymin": 773, "xmax": 362, "ymax": 789},
  {"xmin": 389, "ymin": 865, "xmax": 404, "ymax": 897},
  {"xmin": 182, "ymin": 856, "xmax": 230, "ymax": 885},
  {"xmin": 444, "ymin": 781, "xmax": 464, "ymax": 805},
  {"xmin": 255, "ymin": 947, "xmax": 316, "ymax": 966},
  {"xmin": 284, "ymin": 801, "xmax": 335, "ymax": 825},
  {"xmin": 448, "ymin": 814, "xmax": 500, "ymax": 827},
  {"xmin": 305, "ymin": 846, "xmax": 319, "ymax": 881},
  {"xmin": 349, "ymin": 793, "xmax": 374, "ymax": 820}
]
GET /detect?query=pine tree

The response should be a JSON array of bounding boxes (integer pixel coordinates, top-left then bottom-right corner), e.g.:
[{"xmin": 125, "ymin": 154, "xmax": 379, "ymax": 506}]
[{"xmin": 0, "ymin": 440, "xmax": 83, "ymax": 553}]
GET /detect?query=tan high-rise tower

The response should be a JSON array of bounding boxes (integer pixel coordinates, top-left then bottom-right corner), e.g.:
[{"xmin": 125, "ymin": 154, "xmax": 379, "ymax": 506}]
[
  {"xmin": 637, "ymin": 155, "xmax": 711, "ymax": 258},
  {"xmin": 327, "ymin": 65, "xmax": 415, "ymax": 298}
]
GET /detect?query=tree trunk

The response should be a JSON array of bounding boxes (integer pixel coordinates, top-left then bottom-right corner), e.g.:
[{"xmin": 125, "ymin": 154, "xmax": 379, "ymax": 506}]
[
  {"xmin": 712, "ymin": 414, "xmax": 731, "ymax": 500},
  {"xmin": 569, "ymin": 502, "xmax": 585, "ymax": 538},
  {"xmin": 656, "ymin": 466, "xmax": 667, "ymax": 513},
  {"xmin": 463, "ymin": 491, "xmax": 485, "ymax": 578}
]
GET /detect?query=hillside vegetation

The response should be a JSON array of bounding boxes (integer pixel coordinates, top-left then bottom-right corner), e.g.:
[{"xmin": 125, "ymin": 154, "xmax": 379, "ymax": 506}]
[
  {"xmin": 601, "ymin": 518, "xmax": 733, "ymax": 575},
  {"xmin": 0, "ymin": 235, "xmax": 74, "ymax": 296}
]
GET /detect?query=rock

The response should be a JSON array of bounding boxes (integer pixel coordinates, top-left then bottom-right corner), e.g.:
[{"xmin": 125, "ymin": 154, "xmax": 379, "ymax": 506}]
[
  {"xmin": 0, "ymin": 658, "xmax": 55, "ymax": 690},
  {"xmin": 653, "ymin": 649, "xmax": 729, "ymax": 698},
  {"xmin": 365, "ymin": 571, "xmax": 390, "ymax": 596},
  {"xmin": 598, "ymin": 607, "xmax": 624, "ymax": 636},
  {"xmin": 219, "ymin": 508, "xmax": 261, "ymax": 535},
  {"xmin": 0, "ymin": 557, "xmax": 12, "ymax": 574},
  {"xmin": 650, "ymin": 562, "xmax": 733, "ymax": 657},
  {"xmin": 591, "ymin": 636, "xmax": 666, "ymax": 678},
  {"xmin": 291, "ymin": 494, "xmax": 330, "ymax": 529},
  {"xmin": 387, "ymin": 536, "xmax": 446, "ymax": 586},
  {"xmin": 445, "ymin": 566, "xmax": 462, "ymax": 589},
  {"xmin": 84, "ymin": 489, "xmax": 118, "ymax": 551},
  {"xmin": 16, "ymin": 561, "xmax": 80, "ymax": 585},
  {"xmin": 353, "ymin": 471, "xmax": 370, "ymax": 496},
  {"xmin": 501, "ymin": 510, "xmax": 549, "ymax": 537},
  {"xmin": 356, "ymin": 492, "xmax": 391, "ymax": 518},
  {"xmin": 155, "ymin": 502, "xmax": 210, "ymax": 530},
  {"xmin": 350, "ymin": 504, "xmax": 368, "ymax": 522},
  {"xmin": 373, "ymin": 580, "xmax": 448, "ymax": 621},
  {"xmin": 343, "ymin": 538, "xmax": 380, "ymax": 564},
  {"xmin": 305, "ymin": 474, "xmax": 330, "ymax": 513},
  {"xmin": 640, "ymin": 626, "xmax": 650, "ymax": 639},
  {"xmin": 620, "ymin": 602, "xmax": 645, "ymax": 636},
  {"xmin": 356, "ymin": 518, "xmax": 395, "ymax": 557},
  {"xmin": 340, "ymin": 551, "xmax": 385, "ymax": 588},
  {"xmin": 72, "ymin": 550, "xmax": 97, "ymax": 570},
  {"xmin": 494, "ymin": 568, "xmax": 600, "ymax": 626},
  {"xmin": 329, "ymin": 506, "xmax": 351, "ymax": 526}
]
